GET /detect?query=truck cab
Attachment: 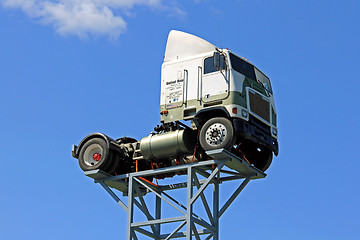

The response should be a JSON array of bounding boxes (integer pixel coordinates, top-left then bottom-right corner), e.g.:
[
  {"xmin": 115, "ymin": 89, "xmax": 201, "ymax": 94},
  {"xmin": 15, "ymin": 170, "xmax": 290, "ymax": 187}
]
[{"xmin": 160, "ymin": 30, "xmax": 278, "ymax": 171}]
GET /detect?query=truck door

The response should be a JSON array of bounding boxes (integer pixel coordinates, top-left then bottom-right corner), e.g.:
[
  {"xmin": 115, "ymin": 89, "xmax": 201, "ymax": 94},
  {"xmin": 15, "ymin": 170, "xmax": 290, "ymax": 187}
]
[
  {"xmin": 201, "ymin": 56, "xmax": 229, "ymax": 103},
  {"xmin": 163, "ymin": 63, "xmax": 187, "ymax": 109}
]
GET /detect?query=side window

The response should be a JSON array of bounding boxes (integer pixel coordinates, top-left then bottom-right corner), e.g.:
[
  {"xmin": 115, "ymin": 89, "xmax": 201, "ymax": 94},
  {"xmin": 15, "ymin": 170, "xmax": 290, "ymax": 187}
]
[{"xmin": 204, "ymin": 57, "xmax": 218, "ymax": 74}]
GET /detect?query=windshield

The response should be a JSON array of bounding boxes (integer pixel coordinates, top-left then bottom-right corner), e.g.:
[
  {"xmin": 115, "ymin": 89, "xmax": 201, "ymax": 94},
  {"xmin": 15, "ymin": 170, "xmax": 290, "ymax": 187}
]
[
  {"xmin": 229, "ymin": 52, "xmax": 272, "ymax": 94},
  {"xmin": 229, "ymin": 53, "xmax": 256, "ymax": 80},
  {"xmin": 255, "ymin": 68, "xmax": 272, "ymax": 94}
]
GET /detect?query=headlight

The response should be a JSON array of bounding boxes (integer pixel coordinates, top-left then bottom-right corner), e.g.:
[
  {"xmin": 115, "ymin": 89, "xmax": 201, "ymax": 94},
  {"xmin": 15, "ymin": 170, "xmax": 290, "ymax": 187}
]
[
  {"xmin": 272, "ymin": 128, "xmax": 277, "ymax": 136},
  {"xmin": 241, "ymin": 109, "xmax": 248, "ymax": 118}
]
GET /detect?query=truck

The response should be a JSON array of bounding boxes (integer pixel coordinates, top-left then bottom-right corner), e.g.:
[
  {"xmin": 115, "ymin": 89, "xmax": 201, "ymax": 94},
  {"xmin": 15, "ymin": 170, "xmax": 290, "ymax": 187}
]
[{"xmin": 72, "ymin": 30, "xmax": 279, "ymax": 179}]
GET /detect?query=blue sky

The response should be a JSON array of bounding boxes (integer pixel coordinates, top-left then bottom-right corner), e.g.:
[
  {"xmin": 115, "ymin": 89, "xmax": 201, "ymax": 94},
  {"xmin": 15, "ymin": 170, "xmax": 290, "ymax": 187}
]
[{"xmin": 1, "ymin": 0, "xmax": 359, "ymax": 239}]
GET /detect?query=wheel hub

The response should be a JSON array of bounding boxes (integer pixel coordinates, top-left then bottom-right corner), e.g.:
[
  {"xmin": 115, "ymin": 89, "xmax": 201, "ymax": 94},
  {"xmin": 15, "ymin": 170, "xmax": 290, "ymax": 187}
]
[
  {"xmin": 83, "ymin": 144, "xmax": 103, "ymax": 166},
  {"xmin": 93, "ymin": 153, "xmax": 102, "ymax": 161},
  {"xmin": 205, "ymin": 123, "xmax": 227, "ymax": 146}
]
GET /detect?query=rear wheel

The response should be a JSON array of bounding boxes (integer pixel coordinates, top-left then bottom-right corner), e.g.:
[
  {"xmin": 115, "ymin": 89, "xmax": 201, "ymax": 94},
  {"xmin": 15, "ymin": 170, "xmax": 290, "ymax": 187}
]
[
  {"xmin": 78, "ymin": 138, "xmax": 116, "ymax": 173},
  {"xmin": 199, "ymin": 117, "xmax": 235, "ymax": 151}
]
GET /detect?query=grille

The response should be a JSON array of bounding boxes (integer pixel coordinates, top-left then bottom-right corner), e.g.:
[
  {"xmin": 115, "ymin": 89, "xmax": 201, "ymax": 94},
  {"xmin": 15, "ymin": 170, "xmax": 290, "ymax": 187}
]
[{"xmin": 249, "ymin": 90, "xmax": 270, "ymax": 123}]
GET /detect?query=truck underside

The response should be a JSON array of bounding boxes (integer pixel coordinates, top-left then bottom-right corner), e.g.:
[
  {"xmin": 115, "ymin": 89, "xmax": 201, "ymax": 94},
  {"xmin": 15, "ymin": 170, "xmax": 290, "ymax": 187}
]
[{"xmin": 73, "ymin": 113, "xmax": 278, "ymax": 180}]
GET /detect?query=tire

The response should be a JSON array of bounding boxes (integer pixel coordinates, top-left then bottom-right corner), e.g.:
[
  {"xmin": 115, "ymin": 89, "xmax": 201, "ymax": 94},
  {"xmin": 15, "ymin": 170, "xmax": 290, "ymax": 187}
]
[
  {"xmin": 78, "ymin": 138, "xmax": 114, "ymax": 172},
  {"xmin": 237, "ymin": 141, "xmax": 273, "ymax": 172},
  {"xmin": 106, "ymin": 152, "xmax": 121, "ymax": 175},
  {"xmin": 199, "ymin": 117, "xmax": 235, "ymax": 151}
]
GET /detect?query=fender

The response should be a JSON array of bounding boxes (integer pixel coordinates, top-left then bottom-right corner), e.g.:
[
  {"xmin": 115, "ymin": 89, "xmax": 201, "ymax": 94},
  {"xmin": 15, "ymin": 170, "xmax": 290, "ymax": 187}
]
[
  {"xmin": 72, "ymin": 133, "xmax": 119, "ymax": 159},
  {"xmin": 194, "ymin": 106, "xmax": 230, "ymax": 125},
  {"xmin": 195, "ymin": 106, "xmax": 230, "ymax": 118}
]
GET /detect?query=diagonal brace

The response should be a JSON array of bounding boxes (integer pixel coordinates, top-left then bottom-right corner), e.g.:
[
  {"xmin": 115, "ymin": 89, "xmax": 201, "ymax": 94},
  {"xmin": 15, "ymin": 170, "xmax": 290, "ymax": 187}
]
[
  {"xmin": 193, "ymin": 173, "xmax": 214, "ymax": 226},
  {"xmin": 164, "ymin": 221, "xmax": 187, "ymax": 240},
  {"xmin": 190, "ymin": 162, "xmax": 225, "ymax": 205},
  {"xmin": 99, "ymin": 181, "xmax": 128, "ymax": 212},
  {"xmin": 135, "ymin": 177, "xmax": 186, "ymax": 215},
  {"xmin": 219, "ymin": 177, "xmax": 251, "ymax": 218}
]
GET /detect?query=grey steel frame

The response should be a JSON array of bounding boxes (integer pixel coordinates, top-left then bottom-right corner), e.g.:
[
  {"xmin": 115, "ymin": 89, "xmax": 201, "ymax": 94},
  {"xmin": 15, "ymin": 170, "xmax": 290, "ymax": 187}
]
[{"xmin": 84, "ymin": 149, "xmax": 266, "ymax": 240}]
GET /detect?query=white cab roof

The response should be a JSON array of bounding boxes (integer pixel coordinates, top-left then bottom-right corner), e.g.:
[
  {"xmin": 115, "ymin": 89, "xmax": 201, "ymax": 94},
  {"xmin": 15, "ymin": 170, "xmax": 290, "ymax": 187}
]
[{"xmin": 164, "ymin": 30, "xmax": 216, "ymax": 62}]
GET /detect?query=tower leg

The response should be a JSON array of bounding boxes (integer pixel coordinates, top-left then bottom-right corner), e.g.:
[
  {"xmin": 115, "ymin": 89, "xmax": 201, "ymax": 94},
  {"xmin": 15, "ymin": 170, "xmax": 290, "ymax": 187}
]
[
  {"xmin": 155, "ymin": 194, "xmax": 161, "ymax": 240},
  {"xmin": 186, "ymin": 166, "xmax": 194, "ymax": 240},
  {"xmin": 213, "ymin": 172, "xmax": 220, "ymax": 240},
  {"xmin": 127, "ymin": 175, "xmax": 135, "ymax": 240}
]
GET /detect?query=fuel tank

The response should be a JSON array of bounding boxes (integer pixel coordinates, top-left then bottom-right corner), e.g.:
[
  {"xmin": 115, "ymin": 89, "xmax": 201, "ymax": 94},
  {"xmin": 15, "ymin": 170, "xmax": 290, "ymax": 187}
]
[{"xmin": 139, "ymin": 129, "xmax": 196, "ymax": 160}]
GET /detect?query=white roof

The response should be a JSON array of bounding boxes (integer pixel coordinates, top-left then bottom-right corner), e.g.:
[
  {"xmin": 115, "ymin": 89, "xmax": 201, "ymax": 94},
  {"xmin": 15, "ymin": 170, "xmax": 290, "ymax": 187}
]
[{"xmin": 164, "ymin": 30, "xmax": 216, "ymax": 62}]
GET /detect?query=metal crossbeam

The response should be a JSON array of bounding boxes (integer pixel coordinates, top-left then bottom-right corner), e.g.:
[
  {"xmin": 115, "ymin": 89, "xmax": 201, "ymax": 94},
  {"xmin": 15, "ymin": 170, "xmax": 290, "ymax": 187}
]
[{"xmin": 88, "ymin": 149, "xmax": 265, "ymax": 239}]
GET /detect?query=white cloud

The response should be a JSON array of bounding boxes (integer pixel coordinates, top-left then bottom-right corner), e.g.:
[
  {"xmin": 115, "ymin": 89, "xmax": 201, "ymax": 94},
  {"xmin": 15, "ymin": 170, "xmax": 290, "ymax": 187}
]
[{"xmin": 1, "ymin": 0, "xmax": 183, "ymax": 39}]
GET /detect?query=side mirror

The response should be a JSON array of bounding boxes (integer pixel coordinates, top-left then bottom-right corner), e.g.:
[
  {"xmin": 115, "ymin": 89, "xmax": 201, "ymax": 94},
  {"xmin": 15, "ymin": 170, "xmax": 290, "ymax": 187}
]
[{"xmin": 213, "ymin": 52, "xmax": 225, "ymax": 70}]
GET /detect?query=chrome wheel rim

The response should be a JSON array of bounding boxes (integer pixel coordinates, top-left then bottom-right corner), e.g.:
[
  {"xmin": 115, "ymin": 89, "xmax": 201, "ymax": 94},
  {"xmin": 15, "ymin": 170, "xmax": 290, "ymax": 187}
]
[{"xmin": 205, "ymin": 123, "xmax": 227, "ymax": 146}]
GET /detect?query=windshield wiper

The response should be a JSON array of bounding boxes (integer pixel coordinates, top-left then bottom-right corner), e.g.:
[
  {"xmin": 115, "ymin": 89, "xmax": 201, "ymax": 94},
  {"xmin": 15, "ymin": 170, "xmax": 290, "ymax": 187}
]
[{"xmin": 257, "ymin": 80, "xmax": 272, "ymax": 95}]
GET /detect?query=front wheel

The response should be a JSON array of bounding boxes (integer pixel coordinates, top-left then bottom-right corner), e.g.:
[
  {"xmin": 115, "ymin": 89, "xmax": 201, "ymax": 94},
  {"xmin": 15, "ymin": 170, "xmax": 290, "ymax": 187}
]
[
  {"xmin": 199, "ymin": 117, "xmax": 236, "ymax": 151},
  {"xmin": 237, "ymin": 141, "xmax": 273, "ymax": 172}
]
